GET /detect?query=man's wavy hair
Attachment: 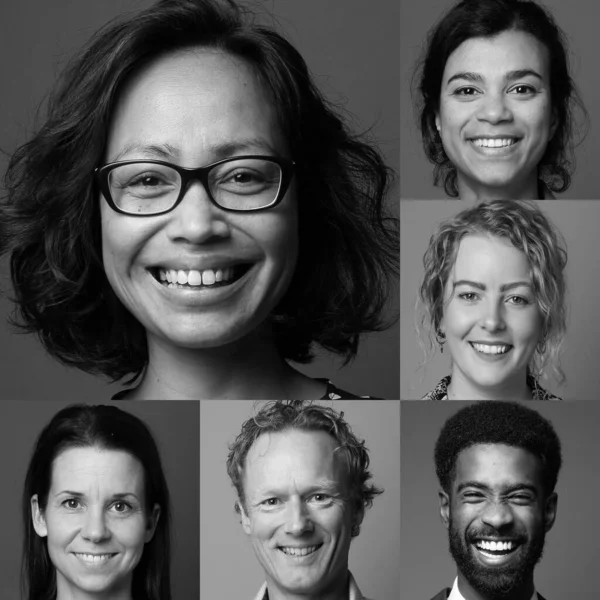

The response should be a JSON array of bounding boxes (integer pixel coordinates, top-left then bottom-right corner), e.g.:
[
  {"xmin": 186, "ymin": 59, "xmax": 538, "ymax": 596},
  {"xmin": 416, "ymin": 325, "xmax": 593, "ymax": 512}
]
[
  {"xmin": 417, "ymin": 200, "xmax": 567, "ymax": 384},
  {"xmin": 226, "ymin": 401, "xmax": 383, "ymax": 536},
  {"xmin": 1, "ymin": 0, "xmax": 398, "ymax": 383},
  {"xmin": 412, "ymin": 0, "xmax": 589, "ymax": 197},
  {"xmin": 22, "ymin": 404, "xmax": 171, "ymax": 600},
  {"xmin": 435, "ymin": 401, "xmax": 562, "ymax": 497}
]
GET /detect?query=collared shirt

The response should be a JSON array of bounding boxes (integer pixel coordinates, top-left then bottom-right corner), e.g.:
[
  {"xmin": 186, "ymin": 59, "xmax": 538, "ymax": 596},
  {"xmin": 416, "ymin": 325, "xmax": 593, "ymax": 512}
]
[
  {"xmin": 447, "ymin": 576, "xmax": 539, "ymax": 600},
  {"xmin": 252, "ymin": 571, "xmax": 371, "ymax": 600},
  {"xmin": 421, "ymin": 374, "xmax": 563, "ymax": 401}
]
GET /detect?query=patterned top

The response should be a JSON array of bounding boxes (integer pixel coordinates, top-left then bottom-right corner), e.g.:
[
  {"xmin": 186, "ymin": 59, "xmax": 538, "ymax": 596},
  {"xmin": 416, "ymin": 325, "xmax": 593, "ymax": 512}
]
[
  {"xmin": 111, "ymin": 378, "xmax": 375, "ymax": 400},
  {"xmin": 421, "ymin": 374, "xmax": 562, "ymax": 401},
  {"xmin": 252, "ymin": 571, "xmax": 371, "ymax": 600}
]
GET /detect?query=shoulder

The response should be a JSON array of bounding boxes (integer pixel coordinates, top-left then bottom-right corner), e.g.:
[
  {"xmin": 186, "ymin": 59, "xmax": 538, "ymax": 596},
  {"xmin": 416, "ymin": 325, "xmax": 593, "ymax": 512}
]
[
  {"xmin": 421, "ymin": 376, "xmax": 451, "ymax": 401},
  {"xmin": 111, "ymin": 389, "xmax": 132, "ymax": 400},
  {"xmin": 319, "ymin": 379, "xmax": 380, "ymax": 399},
  {"xmin": 429, "ymin": 589, "xmax": 451, "ymax": 600}
]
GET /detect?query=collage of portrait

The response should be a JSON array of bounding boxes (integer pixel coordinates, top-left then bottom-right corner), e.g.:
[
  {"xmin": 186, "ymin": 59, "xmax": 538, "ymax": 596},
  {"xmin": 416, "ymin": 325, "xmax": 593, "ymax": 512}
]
[{"xmin": 0, "ymin": 1, "xmax": 597, "ymax": 599}]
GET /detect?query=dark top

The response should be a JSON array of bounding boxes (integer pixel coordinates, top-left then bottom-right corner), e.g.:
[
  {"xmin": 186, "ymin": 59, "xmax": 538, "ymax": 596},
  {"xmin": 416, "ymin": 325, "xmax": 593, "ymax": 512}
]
[
  {"xmin": 111, "ymin": 378, "xmax": 377, "ymax": 400},
  {"xmin": 421, "ymin": 374, "xmax": 562, "ymax": 401},
  {"xmin": 429, "ymin": 589, "xmax": 547, "ymax": 600}
]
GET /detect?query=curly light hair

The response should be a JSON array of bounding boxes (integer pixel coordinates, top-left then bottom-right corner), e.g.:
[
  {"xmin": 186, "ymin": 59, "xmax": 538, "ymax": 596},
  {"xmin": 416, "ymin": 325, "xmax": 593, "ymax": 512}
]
[
  {"xmin": 417, "ymin": 200, "xmax": 567, "ymax": 383},
  {"xmin": 226, "ymin": 400, "xmax": 382, "ymax": 535}
]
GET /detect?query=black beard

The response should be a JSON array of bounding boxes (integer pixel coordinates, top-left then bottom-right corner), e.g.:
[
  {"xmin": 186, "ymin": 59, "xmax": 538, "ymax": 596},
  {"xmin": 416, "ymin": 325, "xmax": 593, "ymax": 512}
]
[{"xmin": 448, "ymin": 517, "xmax": 546, "ymax": 599}]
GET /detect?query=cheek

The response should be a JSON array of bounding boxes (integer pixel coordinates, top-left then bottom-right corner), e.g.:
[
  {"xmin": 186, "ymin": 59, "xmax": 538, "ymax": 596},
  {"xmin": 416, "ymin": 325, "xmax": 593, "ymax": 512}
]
[{"xmin": 443, "ymin": 302, "xmax": 475, "ymax": 337}]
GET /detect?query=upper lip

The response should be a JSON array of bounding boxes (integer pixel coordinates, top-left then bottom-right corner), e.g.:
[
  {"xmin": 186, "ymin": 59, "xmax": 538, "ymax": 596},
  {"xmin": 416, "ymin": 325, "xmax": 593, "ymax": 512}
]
[
  {"xmin": 278, "ymin": 543, "xmax": 323, "ymax": 548},
  {"xmin": 469, "ymin": 340, "xmax": 512, "ymax": 346},
  {"xmin": 73, "ymin": 551, "xmax": 118, "ymax": 555},
  {"xmin": 150, "ymin": 257, "xmax": 257, "ymax": 271},
  {"xmin": 468, "ymin": 135, "xmax": 521, "ymax": 140}
]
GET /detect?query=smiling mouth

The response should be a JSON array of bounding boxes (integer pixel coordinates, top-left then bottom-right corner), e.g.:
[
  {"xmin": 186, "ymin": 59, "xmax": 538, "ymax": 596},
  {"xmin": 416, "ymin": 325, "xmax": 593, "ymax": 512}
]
[
  {"xmin": 473, "ymin": 539, "xmax": 521, "ymax": 558},
  {"xmin": 469, "ymin": 138, "xmax": 521, "ymax": 148},
  {"xmin": 150, "ymin": 264, "xmax": 252, "ymax": 289},
  {"xmin": 278, "ymin": 544, "xmax": 323, "ymax": 557},
  {"xmin": 469, "ymin": 342, "xmax": 513, "ymax": 355},
  {"xmin": 74, "ymin": 552, "xmax": 118, "ymax": 564}
]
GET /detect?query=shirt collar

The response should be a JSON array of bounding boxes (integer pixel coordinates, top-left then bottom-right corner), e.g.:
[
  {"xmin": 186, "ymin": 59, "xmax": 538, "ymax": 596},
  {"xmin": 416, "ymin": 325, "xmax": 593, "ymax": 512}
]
[
  {"xmin": 252, "ymin": 571, "xmax": 369, "ymax": 600},
  {"xmin": 448, "ymin": 577, "xmax": 538, "ymax": 600}
]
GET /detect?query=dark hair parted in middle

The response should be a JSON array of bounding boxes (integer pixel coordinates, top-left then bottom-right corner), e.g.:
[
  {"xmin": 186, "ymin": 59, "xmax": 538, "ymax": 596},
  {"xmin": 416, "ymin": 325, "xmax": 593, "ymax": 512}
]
[
  {"xmin": 434, "ymin": 401, "xmax": 562, "ymax": 497},
  {"xmin": 413, "ymin": 0, "xmax": 588, "ymax": 197},
  {"xmin": 1, "ymin": 0, "xmax": 398, "ymax": 383},
  {"xmin": 226, "ymin": 400, "xmax": 383, "ymax": 534},
  {"xmin": 22, "ymin": 404, "xmax": 171, "ymax": 600}
]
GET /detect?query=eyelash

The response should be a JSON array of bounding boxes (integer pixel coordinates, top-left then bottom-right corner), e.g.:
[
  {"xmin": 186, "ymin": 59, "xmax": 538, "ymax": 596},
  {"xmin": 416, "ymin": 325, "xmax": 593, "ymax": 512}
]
[
  {"xmin": 261, "ymin": 494, "xmax": 332, "ymax": 506},
  {"xmin": 453, "ymin": 85, "xmax": 537, "ymax": 96},
  {"xmin": 457, "ymin": 292, "xmax": 530, "ymax": 306},
  {"xmin": 61, "ymin": 498, "xmax": 133, "ymax": 513}
]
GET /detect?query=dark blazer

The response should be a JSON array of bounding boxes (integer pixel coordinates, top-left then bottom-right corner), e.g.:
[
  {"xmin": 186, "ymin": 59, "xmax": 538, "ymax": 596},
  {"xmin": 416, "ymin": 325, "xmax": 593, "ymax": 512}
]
[{"xmin": 429, "ymin": 589, "xmax": 547, "ymax": 600}]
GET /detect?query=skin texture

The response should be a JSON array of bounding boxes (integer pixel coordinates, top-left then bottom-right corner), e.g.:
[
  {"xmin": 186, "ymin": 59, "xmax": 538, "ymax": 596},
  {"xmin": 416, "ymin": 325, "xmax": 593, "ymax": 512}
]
[
  {"xmin": 440, "ymin": 234, "xmax": 543, "ymax": 400},
  {"xmin": 31, "ymin": 447, "xmax": 160, "ymax": 600},
  {"xmin": 439, "ymin": 444, "xmax": 557, "ymax": 600},
  {"xmin": 239, "ymin": 429, "xmax": 363, "ymax": 600},
  {"xmin": 435, "ymin": 30, "xmax": 557, "ymax": 201},
  {"xmin": 101, "ymin": 48, "xmax": 323, "ymax": 400}
]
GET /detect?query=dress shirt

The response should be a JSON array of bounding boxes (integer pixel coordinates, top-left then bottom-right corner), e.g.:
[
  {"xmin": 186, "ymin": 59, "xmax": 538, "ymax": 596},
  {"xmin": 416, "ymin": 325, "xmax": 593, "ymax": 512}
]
[{"xmin": 448, "ymin": 576, "xmax": 539, "ymax": 600}]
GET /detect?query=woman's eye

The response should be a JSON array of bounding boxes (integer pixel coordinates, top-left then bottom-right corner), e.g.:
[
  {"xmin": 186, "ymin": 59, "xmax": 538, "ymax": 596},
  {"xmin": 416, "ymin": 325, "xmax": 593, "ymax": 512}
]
[
  {"xmin": 112, "ymin": 501, "xmax": 132, "ymax": 513},
  {"xmin": 129, "ymin": 174, "xmax": 165, "ymax": 187},
  {"xmin": 458, "ymin": 292, "xmax": 479, "ymax": 302},
  {"xmin": 63, "ymin": 498, "xmax": 81, "ymax": 509},
  {"xmin": 507, "ymin": 295, "xmax": 529, "ymax": 306},
  {"xmin": 453, "ymin": 87, "xmax": 479, "ymax": 96},
  {"xmin": 510, "ymin": 85, "xmax": 536, "ymax": 95}
]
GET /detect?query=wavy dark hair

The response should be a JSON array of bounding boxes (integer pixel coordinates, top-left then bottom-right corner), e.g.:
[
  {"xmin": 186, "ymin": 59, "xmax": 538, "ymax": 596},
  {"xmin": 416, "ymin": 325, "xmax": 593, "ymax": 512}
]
[
  {"xmin": 412, "ymin": 0, "xmax": 589, "ymax": 197},
  {"xmin": 22, "ymin": 404, "xmax": 171, "ymax": 600},
  {"xmin": 434, "ymin": 401, "xmax": 562, "ymax": 497},
  {"xmin": 417, "ymin": 200, "xmax": 568, "ymax": 384},
  {"xmin": 226, "ymin": 400, "xmax": 383, "ymax": 536},
  {"xmin": 1, "ymin": 0, "xmax": 398, "ymax": 383}
]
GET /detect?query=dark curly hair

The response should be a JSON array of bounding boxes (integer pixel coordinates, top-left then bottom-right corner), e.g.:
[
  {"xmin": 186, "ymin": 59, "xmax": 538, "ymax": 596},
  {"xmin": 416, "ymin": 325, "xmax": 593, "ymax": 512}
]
[
  {"xmin": 418, "ymin": 200, "xmax": 568, "ymax": 384},
  {"xmin": 22, "ymin": 404, "xmax": 171, "ymax": 600},
  {"xmin": 434, "ymin": 401, "xmax": 562, "ymax": 497},
  {"xmin": 413, "ymin": 0, "xmax": 589, "ymax": 197},
  {"xmin": 226, "ymin": 400, "xmax": 383, "ymax": 536},
  {"xmin": 1, "ymin": 0, "xmax": 398, "ymax": 383}
]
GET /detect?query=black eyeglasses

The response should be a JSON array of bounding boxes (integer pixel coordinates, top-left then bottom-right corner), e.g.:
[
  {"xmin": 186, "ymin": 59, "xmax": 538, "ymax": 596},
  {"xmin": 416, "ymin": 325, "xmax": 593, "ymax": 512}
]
[{"xmin": 94, "ymin": 155, "xmax": 295, "ymax": 216}]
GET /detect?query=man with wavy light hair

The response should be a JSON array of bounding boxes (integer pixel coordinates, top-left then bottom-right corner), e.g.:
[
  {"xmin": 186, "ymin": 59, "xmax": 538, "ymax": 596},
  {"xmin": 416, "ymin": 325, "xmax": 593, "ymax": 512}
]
[{"xmin": 226, "ymin": 400, "xmax": 382, "ymax": 600}]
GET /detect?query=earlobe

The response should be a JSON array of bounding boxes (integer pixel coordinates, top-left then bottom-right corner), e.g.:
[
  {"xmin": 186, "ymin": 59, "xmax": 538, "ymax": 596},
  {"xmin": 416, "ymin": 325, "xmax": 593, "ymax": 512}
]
[
  {"xmin": 144, "ymin": 504, "xmax": 161, "ymax": 543},
  {"xmin": 435, "ymin": 114, "xmax": 441, "ymax": 133},
  {"xmin": 439, "ymin": 490, "xmax": 450, "ymax": 529},
  {"xmin": 31, "ymin": 495, "xmax": 48, "ymax": 538},
  {"xmin": 544, "ymin": 492, "xmax": 558, "ymax": 532}
]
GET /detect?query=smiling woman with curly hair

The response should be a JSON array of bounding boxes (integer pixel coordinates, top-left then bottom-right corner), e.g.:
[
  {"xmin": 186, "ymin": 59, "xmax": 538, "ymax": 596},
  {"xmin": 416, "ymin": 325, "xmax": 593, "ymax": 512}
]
[{"xmin": 0, "ymin": 0, "xmax": 398, "ymax": 400}]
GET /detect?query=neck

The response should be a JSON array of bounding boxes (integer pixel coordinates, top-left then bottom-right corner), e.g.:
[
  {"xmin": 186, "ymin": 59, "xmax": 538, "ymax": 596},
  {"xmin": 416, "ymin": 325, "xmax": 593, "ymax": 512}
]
[
  {"xmin": 266, "ymin": 570, "xmax": 350, "ymax": 600},
  {"xmin": 457, "ymin": 571, "xmax": 535, "ymax": 600},
  {"xmin": 457, "ymin": 173, "xmax": 541, "ymax": 201},
  {"xmin": 447, "ymin": 367, "xmax": 531, "ymax": 400},
  {"xmin": 128, "ymin": 326, "xmax": 324, "ymax": 400}
]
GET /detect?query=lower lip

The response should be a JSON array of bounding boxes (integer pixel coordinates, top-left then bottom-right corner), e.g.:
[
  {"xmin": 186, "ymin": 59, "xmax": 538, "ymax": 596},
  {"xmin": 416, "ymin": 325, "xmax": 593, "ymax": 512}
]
[
  {"xmin": 73, "ymin": 553, "xmax": 117, "ymax": 567},
  {"xmin": 473, "ymin": 544, "xmax": 520, "ymax": 566},
  {"xmin": 469, "ymin": 342, "xmax": 512, "ymax": 362},
  {"xmin": 468, "ymin": 139, "xmax": 521, "ymax": 157},
  {"xmin": 278, "ymin": 545, "xmax": 323, "ymax": 562},
  {"xmin": 149, "ymin": 266, "xmax": 255, "ymax": 306}
]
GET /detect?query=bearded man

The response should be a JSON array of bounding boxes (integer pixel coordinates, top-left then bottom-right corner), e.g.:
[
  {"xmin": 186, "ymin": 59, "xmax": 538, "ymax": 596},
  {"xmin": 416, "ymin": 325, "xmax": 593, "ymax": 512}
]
[{"xmin": 430, "ymin": 401, "xmax": 561, "ymax": 600}]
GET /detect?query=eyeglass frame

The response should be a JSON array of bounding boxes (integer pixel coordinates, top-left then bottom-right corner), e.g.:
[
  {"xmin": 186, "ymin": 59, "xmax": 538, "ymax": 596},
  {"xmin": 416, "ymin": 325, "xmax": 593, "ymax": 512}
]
[{"xmin": 94, "ymin": 155, "xmax": 296, "ymax": 216}]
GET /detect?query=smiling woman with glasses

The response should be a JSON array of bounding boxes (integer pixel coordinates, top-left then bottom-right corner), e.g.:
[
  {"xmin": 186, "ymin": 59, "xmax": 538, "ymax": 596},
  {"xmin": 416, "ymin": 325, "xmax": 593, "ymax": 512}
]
[{"xmin": 0, "ymin": 0, "xmax": 397, "ymax": 400}]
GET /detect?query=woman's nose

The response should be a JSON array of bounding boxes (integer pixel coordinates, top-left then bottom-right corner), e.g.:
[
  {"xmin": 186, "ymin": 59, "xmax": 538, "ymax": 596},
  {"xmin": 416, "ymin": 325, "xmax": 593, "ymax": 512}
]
[
  {"xmin": 80, "ymin": 508, "xmax": 110, "ymax": 542},
  {"xmin": 476, "ymin": 92, "xmax": 513, "ymax": 124},
  {"xmin": 165, "ymin": 181, "xmax": 231, "ymax": 244},
  {"xmin": 479, "ymin": 300, "xmax": 506, "ymax": 332}
]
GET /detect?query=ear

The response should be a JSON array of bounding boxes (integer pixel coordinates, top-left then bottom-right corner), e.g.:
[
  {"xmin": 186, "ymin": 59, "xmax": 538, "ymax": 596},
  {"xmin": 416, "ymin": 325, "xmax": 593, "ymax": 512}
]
[
  {"xmin": 239, "ymin": 501, "xmax": 252, "ymax": 536},
  {"xmin": 144, "ymin": 503, "xmax": 161, "ymax": 543},
  {"xmin": 31, "ymin": 495, "xmax": 48, "ymax": 538},
  {"xmin": 439, "ymin": 489, "xmax": 450, "ymax": 529},
  {"xmin": 435, "ymin": 113, "xmax": 441, "ymax": 133},
  {"xmin": 543, "ymin": 492, "xmax": 558, "ymax": 533}
]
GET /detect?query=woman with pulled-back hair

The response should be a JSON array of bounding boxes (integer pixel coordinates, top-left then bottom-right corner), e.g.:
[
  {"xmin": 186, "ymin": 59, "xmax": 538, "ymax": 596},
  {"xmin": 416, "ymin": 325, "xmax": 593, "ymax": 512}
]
[{"xmin": 1, "ymin": 0, "xmax": 398, "ymax": 400}]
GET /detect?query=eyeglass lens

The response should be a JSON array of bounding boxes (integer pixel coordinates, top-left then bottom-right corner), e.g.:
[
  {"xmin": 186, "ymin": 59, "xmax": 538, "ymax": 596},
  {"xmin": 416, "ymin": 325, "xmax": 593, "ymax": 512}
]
[{"xmin": 107, "ymin": 158, "xmax": 283, "ymax": 214}]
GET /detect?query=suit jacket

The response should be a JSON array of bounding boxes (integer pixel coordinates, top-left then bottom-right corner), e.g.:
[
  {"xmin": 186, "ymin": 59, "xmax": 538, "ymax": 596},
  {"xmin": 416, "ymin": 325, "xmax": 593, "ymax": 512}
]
[{"xmin": 429, "ymin": 590, "xmax": 547, "ymax": 600}]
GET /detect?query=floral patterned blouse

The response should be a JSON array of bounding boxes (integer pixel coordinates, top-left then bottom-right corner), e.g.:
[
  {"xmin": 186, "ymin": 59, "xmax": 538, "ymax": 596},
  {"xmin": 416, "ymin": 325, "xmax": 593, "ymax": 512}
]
[{"xmin": 421, "ymin": 374, "xmax": 562, "ymax": 401}]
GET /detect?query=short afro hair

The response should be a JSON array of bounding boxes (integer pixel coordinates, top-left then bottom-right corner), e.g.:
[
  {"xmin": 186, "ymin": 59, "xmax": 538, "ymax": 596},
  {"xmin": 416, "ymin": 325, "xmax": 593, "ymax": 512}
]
[
  {"xmin": 434, "ymin": 401, "xmax": 562, "ymax": 496},
  {"xmin": 226, "ymin": 400, "xmax": 383, "ymax": 536}
]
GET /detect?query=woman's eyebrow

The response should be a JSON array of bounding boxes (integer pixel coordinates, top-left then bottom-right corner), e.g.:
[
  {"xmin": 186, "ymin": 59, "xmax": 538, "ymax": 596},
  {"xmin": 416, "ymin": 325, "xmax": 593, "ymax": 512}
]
[
  {"xmin": 446, "ymin": 68, "xmax": 543, "ymax": 87},
  {"xmin": 54, "ymin": 490, "xmax": 140, "ymax": 500},
  {"xmin": 453, "ymin": 280, "xmax": 532, "ymax": 292}
]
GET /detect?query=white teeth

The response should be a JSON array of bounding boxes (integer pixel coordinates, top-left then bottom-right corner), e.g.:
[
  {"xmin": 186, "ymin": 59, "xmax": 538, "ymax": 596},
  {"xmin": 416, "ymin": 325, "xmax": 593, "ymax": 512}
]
[
  {"xmin": 76, "ymin": 553, "xmax": 115, "ymax": 563},
  {"xmin": 472, "ymin": 343, "xmax": 511, "ymax": 355},
  {"xmin": 280, "ymin": 545, "xmax": 320, "ymax": 556},
  {"xmin": 157, "ymin": 267, "xmax": 237, "ymax": 287},
  {"xmin": 476, "ymin": 540, "xmax": 514, "ymax": 552},
  {"xmin": 472, "ymin": 138, "xmax": 517, "ymax": 148}
]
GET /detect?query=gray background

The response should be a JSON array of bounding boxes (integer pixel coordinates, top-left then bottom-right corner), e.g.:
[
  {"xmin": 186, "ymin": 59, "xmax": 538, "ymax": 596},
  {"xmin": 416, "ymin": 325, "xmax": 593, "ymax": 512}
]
[
  {"xmin": 400, "ymin": 401, "xmax": 600, "ymax": 599},
  {"xmin": 0, "ymin": 400, "xmax": 199, "ymax": 600},
  {"xmin": 400, "ymin": 0, "xmax": 598, "ymax": 198},
  {"xmin": 0, "ymin": 0, "xmax": 400, "ymax": 400},
  {"xmin": 400, "ymin": 200, "xmax": 600, "ymax": 400},
  {"xmin": 200, "ymin": 399, "xmax": 400, "ymax": 600}
]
